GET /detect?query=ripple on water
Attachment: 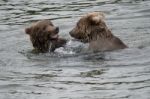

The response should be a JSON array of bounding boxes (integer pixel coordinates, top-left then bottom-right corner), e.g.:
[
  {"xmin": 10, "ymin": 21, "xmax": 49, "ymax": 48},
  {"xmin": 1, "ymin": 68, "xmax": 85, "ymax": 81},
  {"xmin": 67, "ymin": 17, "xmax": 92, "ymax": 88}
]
[{"xmin": 0, "ymin": 0, "xmax": 150, "ymax": 99}]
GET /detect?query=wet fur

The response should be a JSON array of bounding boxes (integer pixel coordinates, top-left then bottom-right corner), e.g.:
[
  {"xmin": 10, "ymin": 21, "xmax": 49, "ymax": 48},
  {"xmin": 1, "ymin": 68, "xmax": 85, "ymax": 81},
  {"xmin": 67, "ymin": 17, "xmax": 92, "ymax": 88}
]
[
  {"xmin": 70, "ymin": 12, "xmax": 127, "ymax": 52},
  {"xmin": 25, "ymin": 20, "xmax": 66, "ymax": 53}
]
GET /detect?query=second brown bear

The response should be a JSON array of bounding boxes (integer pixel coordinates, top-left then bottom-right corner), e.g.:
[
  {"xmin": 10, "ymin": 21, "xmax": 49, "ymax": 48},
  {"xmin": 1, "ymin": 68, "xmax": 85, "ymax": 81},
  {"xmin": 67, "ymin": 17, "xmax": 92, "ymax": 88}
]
[{"xmin": 70, "ymin": 12, "xmax": 127, "ymax": 52}]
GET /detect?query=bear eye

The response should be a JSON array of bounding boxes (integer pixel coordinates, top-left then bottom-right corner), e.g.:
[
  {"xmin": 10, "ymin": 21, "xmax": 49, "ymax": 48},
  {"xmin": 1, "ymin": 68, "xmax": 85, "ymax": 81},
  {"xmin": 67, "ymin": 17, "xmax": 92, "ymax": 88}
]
[
  {"xmin": 42, "ymin": 26, "xmax": 46, "ymax": 31},
  {"xmin": 34, "ymin": 27, "xmax": 40, "ymax": 32},
  {"xmin": 87, "ymin": 33, "xmax": 91, "ymax": 38}
]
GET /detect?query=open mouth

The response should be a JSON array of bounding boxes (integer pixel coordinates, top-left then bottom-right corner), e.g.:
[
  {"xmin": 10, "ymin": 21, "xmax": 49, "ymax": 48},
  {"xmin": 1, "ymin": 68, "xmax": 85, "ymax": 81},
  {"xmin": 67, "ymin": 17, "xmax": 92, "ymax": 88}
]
[{"xmin": 50, "ymin": 34, "xmax": 59, "ymax": 40}]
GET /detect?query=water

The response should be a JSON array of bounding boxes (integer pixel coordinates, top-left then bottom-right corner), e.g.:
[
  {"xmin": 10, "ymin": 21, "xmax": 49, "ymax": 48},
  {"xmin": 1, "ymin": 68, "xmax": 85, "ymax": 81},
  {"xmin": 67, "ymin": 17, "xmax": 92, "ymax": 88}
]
[{"xmin": 0, "ymin": 0, "xmax": 150, "ymax": 99}]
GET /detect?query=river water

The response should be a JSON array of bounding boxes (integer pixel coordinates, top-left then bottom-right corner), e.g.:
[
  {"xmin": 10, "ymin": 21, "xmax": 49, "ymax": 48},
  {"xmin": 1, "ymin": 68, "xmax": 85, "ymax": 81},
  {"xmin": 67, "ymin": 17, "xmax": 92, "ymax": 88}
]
[{"xmin": 0, "ymin": 0, "xmax": 150, "ymax": 99}]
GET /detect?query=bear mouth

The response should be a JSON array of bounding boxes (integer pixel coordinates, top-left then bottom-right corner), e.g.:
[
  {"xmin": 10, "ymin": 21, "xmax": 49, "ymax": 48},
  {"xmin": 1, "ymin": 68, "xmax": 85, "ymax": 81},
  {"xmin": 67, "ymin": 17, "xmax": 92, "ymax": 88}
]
[{"xmin": 50, "ymin": 34, "xmax": 59, "ymax": 40}]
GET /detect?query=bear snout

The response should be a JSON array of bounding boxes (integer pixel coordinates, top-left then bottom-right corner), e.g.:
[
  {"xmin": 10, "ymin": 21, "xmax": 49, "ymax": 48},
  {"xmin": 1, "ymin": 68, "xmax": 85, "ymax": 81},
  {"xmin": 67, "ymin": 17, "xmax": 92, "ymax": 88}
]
[
  {"xmin": 55, "ymin": 27, "xmax": 59, "ymax": 33},
  {"xmin": 69, "ymin": 30, "xmax": 75, "ymax": 38}
]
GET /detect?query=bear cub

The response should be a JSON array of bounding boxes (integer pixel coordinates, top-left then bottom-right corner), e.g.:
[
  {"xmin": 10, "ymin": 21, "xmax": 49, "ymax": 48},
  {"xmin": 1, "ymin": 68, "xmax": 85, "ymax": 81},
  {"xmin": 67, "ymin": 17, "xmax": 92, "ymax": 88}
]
[
  {"xmin": 70, "ymin": 12, "xmax": 127, "ymax": 52},
  {"xmin": 25, "ymin": 19, "xmax": 66, "ymax": 53}
]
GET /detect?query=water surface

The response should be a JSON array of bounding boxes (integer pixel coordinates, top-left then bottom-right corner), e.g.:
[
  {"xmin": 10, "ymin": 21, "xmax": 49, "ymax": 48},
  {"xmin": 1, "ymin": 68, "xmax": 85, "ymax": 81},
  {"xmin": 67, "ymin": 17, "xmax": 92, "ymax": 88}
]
[{"xmin": 0, "ymin": 0, "xmax": 150, "ymax": 99}]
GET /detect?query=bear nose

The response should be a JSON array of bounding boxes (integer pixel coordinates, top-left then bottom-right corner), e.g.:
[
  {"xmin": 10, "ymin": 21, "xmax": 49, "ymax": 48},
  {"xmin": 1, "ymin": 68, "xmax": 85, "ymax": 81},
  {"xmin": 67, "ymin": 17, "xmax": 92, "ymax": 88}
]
[
  {"xmin": 55, "ymin": 27, "xmax": 59, "ymax": 33},
  {"xmin": 69, "ymin": 31, "xmax": 74, "ymax": 37},
  {"xmin": 69, "ymin": 31, "xmax": 72, "ymax": 35}
]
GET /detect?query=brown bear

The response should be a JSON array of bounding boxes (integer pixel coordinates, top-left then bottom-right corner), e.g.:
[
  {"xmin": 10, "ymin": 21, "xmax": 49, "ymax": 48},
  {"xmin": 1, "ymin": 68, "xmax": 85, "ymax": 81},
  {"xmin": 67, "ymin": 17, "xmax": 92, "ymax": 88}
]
[
  {"xmin": 25, "ymin": 19, "xmax": 67, "ymax": 53},
  {"xmin": 69, "ymin": 12, "xmax": 127, "ymax": 52}
]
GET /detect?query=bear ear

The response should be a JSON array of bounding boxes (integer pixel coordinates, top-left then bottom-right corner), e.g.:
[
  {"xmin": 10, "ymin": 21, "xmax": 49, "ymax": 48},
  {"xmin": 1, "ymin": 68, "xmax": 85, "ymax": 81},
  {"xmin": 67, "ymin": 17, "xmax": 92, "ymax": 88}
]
[
  {"xmin": 25, "ymin": 27, "xmax": 31, "ymax": 34},
  {"xmin": 89, "ymin": 12, "xmax": 105, "ymax": 24}
]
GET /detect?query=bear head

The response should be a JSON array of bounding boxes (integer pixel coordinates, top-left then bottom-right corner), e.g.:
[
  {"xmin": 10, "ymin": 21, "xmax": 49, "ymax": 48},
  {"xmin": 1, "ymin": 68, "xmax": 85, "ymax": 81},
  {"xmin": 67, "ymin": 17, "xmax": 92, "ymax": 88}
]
[
  {"xmin": 69, "ymin": 12, "xmax": 113, "ymax": 43},
  {"xmin": 25, "ymin": 19, "xmax": 59, "ymax": 53}
]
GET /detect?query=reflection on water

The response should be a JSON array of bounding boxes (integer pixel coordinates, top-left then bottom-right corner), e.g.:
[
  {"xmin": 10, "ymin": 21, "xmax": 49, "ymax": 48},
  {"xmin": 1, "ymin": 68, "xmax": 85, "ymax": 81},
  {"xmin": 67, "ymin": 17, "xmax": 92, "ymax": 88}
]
[{"xmin": 0, "ymin": 0, "xmax": 150, "ymax": 99}]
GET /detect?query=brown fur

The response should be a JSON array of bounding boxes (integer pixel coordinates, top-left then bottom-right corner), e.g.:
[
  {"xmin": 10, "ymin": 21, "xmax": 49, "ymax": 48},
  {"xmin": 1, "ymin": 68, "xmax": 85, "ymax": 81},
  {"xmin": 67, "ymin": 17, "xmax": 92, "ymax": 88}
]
[
  {"xmin": 25, "ymin": 19, "xmax": 66, "ymax": 53},
  {"xmin": 69, "ymin": 12, "xmax": 127, "ymax": 52}
]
